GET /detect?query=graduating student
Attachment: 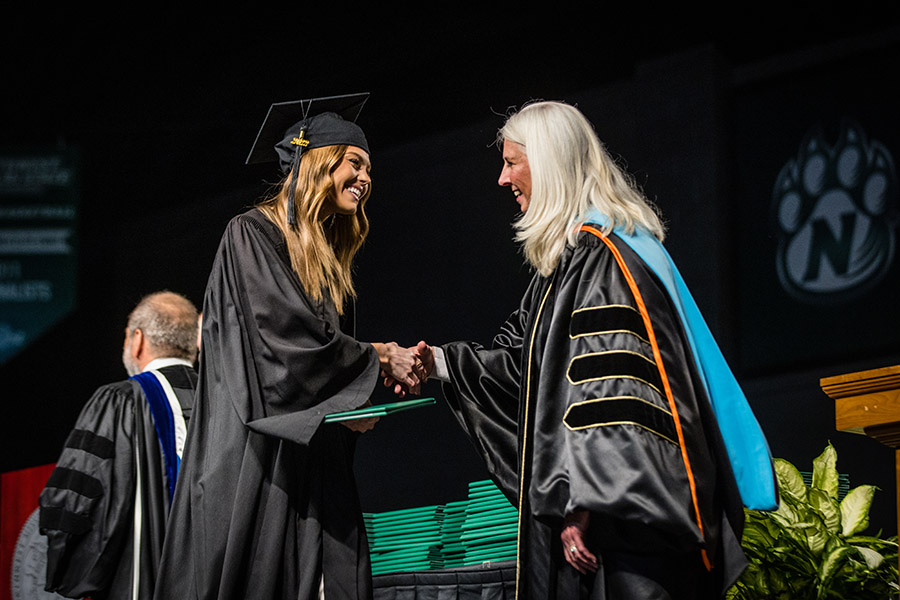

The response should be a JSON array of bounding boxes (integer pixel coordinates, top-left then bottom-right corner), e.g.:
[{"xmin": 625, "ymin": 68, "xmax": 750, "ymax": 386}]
[
  {"xmin": 40, "ymin": 291, "xmax": 200, "ymax": 600},
  {"xmin": 409, "ymin": 101, "xmax": 778, "ymax": 599},
  {"xmin": 154, "ymin": 93, "xmax": 422, "ymax": 600}
]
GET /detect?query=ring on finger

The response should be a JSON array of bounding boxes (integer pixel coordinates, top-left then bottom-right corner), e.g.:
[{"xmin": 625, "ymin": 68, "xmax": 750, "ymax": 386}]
[{"xmin": 568, "ymin": 545, "xmax": 577, "ymax": 553}]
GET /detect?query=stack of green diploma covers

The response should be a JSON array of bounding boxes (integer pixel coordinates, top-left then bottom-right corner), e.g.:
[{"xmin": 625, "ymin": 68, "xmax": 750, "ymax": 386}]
[
  {"xmin": 364, "ymin": 505, "xmax": 445, "ymax": 574},
  {"xmin": 364, "ymin": 479, "xmax": 518, "ymax": 575},
  {"xmin": 437, "ymin": 480, "xmax": 518, "ymax": 568}
]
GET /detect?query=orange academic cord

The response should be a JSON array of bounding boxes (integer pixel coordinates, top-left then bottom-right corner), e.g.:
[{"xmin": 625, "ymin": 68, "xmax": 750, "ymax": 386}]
[{"xmin": 580, "ymin": 224, "xmax": 712, "ymax": 571}]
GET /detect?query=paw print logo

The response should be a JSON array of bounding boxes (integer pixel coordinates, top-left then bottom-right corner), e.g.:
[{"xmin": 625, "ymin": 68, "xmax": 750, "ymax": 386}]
[{"xmin": 772, "ymin": 120, "xmax": 898, "ymax": 304}]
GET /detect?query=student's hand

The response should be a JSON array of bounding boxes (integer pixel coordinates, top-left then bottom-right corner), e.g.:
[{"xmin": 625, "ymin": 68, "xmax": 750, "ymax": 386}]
[{"xmin": 372, "ymin": 342, "xmax": 420, "ymax": 396}]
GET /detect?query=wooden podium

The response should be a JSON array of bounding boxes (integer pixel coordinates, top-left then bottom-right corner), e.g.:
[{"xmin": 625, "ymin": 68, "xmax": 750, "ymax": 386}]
[{"xmin": 820, "ymin": 365, "xmax": 900, "ymax": 546}]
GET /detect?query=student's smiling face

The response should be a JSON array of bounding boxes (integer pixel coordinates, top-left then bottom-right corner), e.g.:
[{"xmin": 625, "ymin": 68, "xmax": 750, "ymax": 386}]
[{"xmin": 325, "ymin": 146, "xmax": 371, "ymax": 217}]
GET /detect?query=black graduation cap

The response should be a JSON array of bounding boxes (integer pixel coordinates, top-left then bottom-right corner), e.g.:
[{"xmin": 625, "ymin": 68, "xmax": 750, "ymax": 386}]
[{"xmin": 246, "ymin": 92, "xmax": 370, "ymax": 226}]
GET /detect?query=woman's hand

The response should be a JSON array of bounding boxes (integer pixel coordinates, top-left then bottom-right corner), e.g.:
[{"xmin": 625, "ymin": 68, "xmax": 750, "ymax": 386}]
[
  {"xmin": 412, "ymin": 341, "xmax": 435, "ymax": 380},
  {"xmin": 340, "ymin": 416, "xmax": 379, "ymax": 432},
  {"xmin": 561, "ymin": 510, "xmax": 598, "ymax": 574},
  {"xmin": 380, "ymin": 341, "xmax": 434, "ymax": 397},
  {"xmin": 340, "ymin": 400, "xmax": 379, "ymax": 433},
  {"xmin": 371, "ymin": 342, "xmax": 420, "ymax": 396}
]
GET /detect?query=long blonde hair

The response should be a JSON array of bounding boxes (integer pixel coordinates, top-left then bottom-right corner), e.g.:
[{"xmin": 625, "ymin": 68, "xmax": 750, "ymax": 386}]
[
  {"xmin": 499, "ymin": 101, "xmax": 665, "ymax": 276},
  {"xmin": 257, "ymin": 145, "xmax": 371, "ymax": 313}
]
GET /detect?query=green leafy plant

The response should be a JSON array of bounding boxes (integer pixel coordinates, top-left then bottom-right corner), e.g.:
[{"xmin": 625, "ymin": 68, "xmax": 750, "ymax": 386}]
[{"xmin": 727, "ymin": 443, "xmax": 899, "ymax": 600}]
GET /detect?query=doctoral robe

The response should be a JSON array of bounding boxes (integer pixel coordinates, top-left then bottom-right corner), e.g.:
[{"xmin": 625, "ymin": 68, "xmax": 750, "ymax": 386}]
[
  {"xmin": 440, "ymin": 224, "xmax": 763, "ymax": 599},
  {"xmin": 39, "ymin": 362, "xmax": 197, "ymax": 600},
  {"xmin": 153, "ymin": 208, "xmax": 380, "ymax": 600}
]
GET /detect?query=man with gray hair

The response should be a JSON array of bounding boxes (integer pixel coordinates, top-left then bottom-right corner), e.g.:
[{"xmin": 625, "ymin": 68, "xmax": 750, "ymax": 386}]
[{"xmin": 39, "ymin": 290, "xmax": 199, "ymax": 600}]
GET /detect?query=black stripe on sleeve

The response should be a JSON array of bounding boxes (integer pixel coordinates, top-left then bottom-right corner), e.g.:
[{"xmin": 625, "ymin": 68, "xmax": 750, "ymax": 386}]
[
  {"xmin": 570, "ymin": 305, "xmax": 648, "ymax": 341},
  {"xmin": 567, "ymin": 351, "xmax": 663, "ymax": 391},
  {"xmin": 39, "ymin": 506, "xmax": 94, "ymax": 535},
  {"xmin": 45, "ymin": 467, "xmax": 105, "ymax": 499},
  {"xmin": 564, "ymin": 397, "xmax": 678, "ymax": 445},
  {"xmin": 65, "ymin": 429, "xmax": 115, "ymax": 459}
]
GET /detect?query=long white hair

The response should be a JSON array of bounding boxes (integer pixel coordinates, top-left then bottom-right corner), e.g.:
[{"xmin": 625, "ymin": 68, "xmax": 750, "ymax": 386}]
[{"xmin": 499, "ymin": 101, "xmax": 665, "ymax": 276}]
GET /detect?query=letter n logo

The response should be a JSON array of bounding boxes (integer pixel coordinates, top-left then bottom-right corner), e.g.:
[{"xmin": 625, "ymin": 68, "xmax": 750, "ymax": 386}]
[{"xmin": 772, "ymin": 120, "xmax": 898, "ymax": 304}]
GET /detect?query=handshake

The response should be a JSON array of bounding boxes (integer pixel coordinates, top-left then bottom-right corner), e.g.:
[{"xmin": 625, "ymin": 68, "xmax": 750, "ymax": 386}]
[{"xmin": 374, "ymin": 340, "xmax": 435, "ymax": 397}]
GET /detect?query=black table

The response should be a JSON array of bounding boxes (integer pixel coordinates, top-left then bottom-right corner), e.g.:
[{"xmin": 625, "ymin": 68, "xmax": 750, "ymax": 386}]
[{"xmin": 373, "ymin": 560, "xmax": 517, "ymax": 599}]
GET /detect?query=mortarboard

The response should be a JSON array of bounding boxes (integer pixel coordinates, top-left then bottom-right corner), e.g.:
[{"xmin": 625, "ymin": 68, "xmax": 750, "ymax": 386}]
[{"xmin": 246, "ymin": 92, "xmax": 370, "ymax": 226}]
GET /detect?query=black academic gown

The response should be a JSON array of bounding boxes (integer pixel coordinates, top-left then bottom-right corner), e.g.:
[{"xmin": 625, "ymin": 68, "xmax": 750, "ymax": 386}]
[
  {"xmin": 440, "ymin": 227, "xmax": 746, "ymax": 599},
  {"xmin": 153, "ymin": 209, "xmax": 379, "ymax": 600},
  {"xmin": 39, "ymin": 363, "xmax": 197, "ymax": 600}
]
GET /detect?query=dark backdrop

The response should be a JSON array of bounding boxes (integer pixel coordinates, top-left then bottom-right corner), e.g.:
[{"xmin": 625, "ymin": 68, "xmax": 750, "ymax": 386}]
[{"xmin": 3, "ymin": 7, "xmax": 900, "ymax": 531}]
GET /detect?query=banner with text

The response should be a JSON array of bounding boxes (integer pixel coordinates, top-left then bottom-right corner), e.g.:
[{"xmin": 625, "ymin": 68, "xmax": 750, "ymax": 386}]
[{"xmin": 0, "ymin": 150, "xmax": 79, "ymax": 365}]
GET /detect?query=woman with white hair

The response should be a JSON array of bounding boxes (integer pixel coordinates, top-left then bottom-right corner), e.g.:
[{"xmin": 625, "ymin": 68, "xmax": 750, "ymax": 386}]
[{"xmin": 412, "ymin": 101, "xmax": 776, "ymax": 599}]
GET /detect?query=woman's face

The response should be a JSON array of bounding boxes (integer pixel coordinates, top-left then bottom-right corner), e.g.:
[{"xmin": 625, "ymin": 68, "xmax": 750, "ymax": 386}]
[
  {"xmin": 498, "ymin": 140, "xmax": 531, "ymax": 213},
  {"xmin": 325, "ymin": 146, "xmax": 371, "ymax": 218}
]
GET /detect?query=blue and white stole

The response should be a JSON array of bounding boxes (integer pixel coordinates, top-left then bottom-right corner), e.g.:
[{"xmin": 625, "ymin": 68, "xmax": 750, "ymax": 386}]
[
  {"xmin": 583, "ymin": 208, "xmax": 777, "ymax": 510},
  {"xmin": 128, "ymin": 368, "xmax": 187, "ymax": 599},
  {"xmin": 131, "ymin": 369, "xmax": 187, "ymax": 503}
]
